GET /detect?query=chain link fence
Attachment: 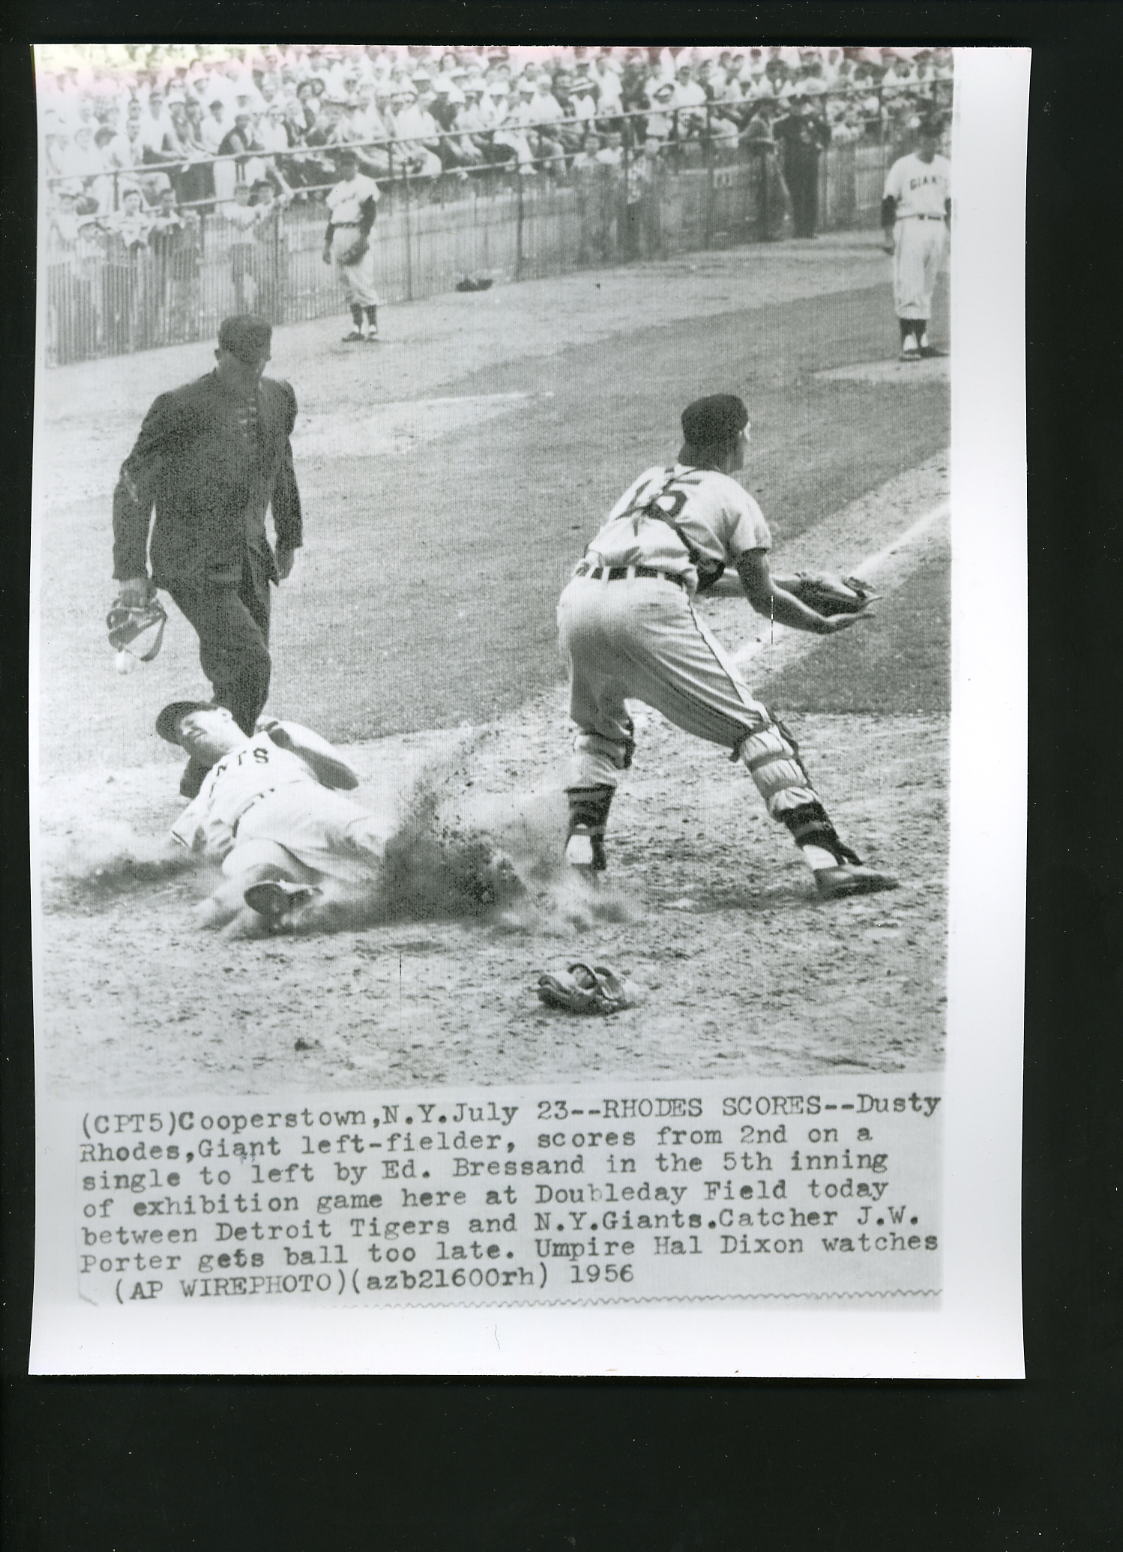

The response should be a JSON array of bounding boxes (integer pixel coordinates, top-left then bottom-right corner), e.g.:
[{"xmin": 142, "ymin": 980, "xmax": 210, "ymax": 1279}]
[{"xmin": 43, "ymin": 92, "xmax": 948, "ymax": 366}]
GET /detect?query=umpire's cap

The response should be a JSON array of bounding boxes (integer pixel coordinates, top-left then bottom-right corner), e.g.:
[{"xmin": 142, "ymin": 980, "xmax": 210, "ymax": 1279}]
[
  {"xmin": 155, "ymin": 700, "xmax": 215, "ymax": 743},
  {"xmin": 680, "ymin": 394, "xmax": 750, "ymax": 446},
  {"xmin": 217, "ymin": 314, "xmax": 272, "ymax": 363}
]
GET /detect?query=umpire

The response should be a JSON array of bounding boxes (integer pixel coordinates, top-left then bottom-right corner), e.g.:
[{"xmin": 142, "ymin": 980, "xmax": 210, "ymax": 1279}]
[{"xmin": 112, "ymin": 314, "xmax": 303, "ymax": 796}]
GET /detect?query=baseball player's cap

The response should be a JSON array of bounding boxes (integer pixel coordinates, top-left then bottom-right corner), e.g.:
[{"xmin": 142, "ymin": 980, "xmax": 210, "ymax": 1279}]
[
  {"xmin": 680, "ymin": 394, "xmax": 750, "ymax": 444},
  {"xmin": 217, "ymin": 314, "xmax": 272, "ymax": 362},
  {"xmin": 155, "ymin": 700, "xmax": 215, "ymax": 743}
]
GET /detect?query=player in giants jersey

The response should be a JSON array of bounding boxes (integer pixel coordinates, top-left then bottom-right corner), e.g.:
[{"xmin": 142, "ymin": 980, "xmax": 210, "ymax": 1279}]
[
  {"xmin": 881, "ymin": 119, "xmax": 951, "ymax": 360},
  {"xmin": 157, "ymin": 700, "xmax": 392, "ymax": 929},
  {"xmin": 557, "ymin": 394, "xmax": 898, "ymax": 901}
]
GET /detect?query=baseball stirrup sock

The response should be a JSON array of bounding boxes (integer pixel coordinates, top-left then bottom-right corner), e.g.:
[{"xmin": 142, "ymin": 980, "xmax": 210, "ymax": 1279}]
[
  {"xmin": 782, "ymin": 801, "xmax": 863, "ymax": 869},
  {"xmin": 737, "ymin": 722, "xmax": 817, "ymax": 817},
  {"xmin": 351, "ymin": 303, "xmax": 364, "ymax": 328}
]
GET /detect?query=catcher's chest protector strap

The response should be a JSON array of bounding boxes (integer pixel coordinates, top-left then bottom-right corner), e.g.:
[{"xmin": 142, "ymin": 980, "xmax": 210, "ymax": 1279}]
[{"xmin": 639, "ymin": 468, "xmax": 726, "ymax": 594}]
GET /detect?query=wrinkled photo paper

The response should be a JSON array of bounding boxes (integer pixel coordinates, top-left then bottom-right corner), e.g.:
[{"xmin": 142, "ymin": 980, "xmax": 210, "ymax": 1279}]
[{"xmin": 29, "ymin": 44, "xmax": 1027, "ymax": 1376}]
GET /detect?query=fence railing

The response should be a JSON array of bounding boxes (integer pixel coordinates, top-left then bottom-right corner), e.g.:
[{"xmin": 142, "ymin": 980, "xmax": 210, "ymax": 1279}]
[{"xmin": 43, "ymin": 88, "xmax": 949, "ymax": 365}]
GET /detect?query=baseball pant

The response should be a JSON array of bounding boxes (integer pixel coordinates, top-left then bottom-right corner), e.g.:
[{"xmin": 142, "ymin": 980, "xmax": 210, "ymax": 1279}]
[
  {"xmin": 166, "ymin": 552, "xmax": 272, "ymax": 737},
  {"xmin": 331, "ymin": 228, "xmax": 382, "ymax": 307},
  {"xmin": 220, "ymin": 787, "xmax": 393, "ymax": 893},
  {"xmin": 559, "ymin": 575, "xmax": 777, "ymax": 782},
  {"xmin": 893, "ymin": 218, "xmax": 948, "ymax": 319}
]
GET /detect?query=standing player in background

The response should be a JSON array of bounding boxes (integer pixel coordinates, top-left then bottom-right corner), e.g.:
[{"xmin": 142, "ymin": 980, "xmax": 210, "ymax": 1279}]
[
  {"xmin": 556, "ymin": 394, "xmax": 898, "ymax": 902},
  {"xmin": 322, "ymin": 148, "xmax": 383, "ymax": 341},
  {"xmin": 881, "ymin": 119, "xmax": 951, "ymax": 360},
  {"xmin": 112, "ymin": 315, "xmax": 303, "ymax": 798}
]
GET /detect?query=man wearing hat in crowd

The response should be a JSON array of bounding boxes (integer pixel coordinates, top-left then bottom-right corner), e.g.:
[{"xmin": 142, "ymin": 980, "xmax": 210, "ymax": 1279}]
[
  {"xmin": 741, "ymin": 96, "xmax": 792, "ymax": 239},
  {"xmin": 645, "ymin": 79, "xmax": 678, "ymax": 144},
  {"xmin": 112, "ymin": 314, "xmax": 304, "ymax": 797},
  {"xmin": 555, "ymin": 393, "xmax": 897, "ymax": 900},
  {"xmin": 773, "ymin": 93, "xmax": 831, "ymax": 237},
  {"xmin": 455, "ymin": 77, "xmax": 498, "ymax": 162},
  {"xmin": 387, "ymin": 82, "xmax": 444, "ymax": 179}
]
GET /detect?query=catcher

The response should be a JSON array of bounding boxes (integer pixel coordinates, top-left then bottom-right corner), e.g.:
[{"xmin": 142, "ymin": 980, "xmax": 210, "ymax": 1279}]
[
  {"xmin": 157, "ymin": 700, "xmax": 392, "ymax": 930},
  {"xmin": 557, "ymin": 393, "xmax": 897, "ymax": 901},
  {"xmin": 322, "ymin": 149, "xmax": 383, "ymax": 342}
]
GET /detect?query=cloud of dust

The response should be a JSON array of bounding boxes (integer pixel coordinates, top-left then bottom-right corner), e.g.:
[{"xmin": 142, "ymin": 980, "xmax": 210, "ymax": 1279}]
[
  {"xmin": 290, "ymin": 740, "xmax": 640, "ymax": 936},
  {"xmin": 39, "ymin": 820, "xmax": 196, "ymax": 905}
]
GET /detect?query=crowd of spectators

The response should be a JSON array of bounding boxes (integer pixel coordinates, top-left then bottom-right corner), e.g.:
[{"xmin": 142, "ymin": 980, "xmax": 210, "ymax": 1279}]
[
  {"xmin": 41, "ymin": 42, "xmax": 953, "ymax": 213},
  {"xmin": 40, "ymin": 44, "xmax": 953, "ymax": 362}
]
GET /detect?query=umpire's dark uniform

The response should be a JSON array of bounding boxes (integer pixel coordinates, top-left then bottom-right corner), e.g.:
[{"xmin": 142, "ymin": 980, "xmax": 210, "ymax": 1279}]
[{"xmin": 112, "ymin": 318, "xmax": 303, "ymax": 751}]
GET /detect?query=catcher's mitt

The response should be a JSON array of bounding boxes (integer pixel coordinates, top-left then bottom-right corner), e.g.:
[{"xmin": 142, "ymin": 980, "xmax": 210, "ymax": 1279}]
[
  {"xmin": 535, "ymin": 962, "xmax": 633, "ymax": 1016},
  {"xmin": 790, "ymin": 572, "xmax": 879, "ymax": 616},
  {"xmin": 340, "ymin": 240, "xmax": 367, "ymax": 266},
  {"xmin": 106, "ymin": 594, "xmax": 168, "ymax": 662}
]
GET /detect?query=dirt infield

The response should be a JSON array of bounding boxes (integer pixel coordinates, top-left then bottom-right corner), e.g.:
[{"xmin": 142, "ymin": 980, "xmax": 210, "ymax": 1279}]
[{"xmin": 34, "ymin": 236, "xmax": 950, "ymax": 1096}]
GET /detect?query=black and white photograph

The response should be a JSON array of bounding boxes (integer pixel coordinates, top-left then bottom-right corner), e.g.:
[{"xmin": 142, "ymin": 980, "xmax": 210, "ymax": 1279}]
[{"xmin": 28, "ymin": 40, "xmax": 1026, "ymax": 1375}]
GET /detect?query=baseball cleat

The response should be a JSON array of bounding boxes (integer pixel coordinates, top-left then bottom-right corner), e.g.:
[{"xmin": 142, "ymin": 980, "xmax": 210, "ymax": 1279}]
[
  {"xmin": 243, "ymin": 878, "xmax": 322, "ymax": 926},
  {"xmin": 564, "ymin": 827, "xmax": 607, "ymax": 872},
  {"xmin": 364, "ymin": 332, "xmax": 380, "ymax": 343},
  {"xmin": 341, "ymin": 329, "xmax": 365, "ymax": 342},
  {"xmin": 920, "ymin": 345, "xmax": 947, "ymax": 358},
  {"xmin": 815, "ymin": 864, "xmax": 900, "ymax": 901},
  {"xmin": 899, "ymin": 340, "xmax": 920, "ymax": 361}
]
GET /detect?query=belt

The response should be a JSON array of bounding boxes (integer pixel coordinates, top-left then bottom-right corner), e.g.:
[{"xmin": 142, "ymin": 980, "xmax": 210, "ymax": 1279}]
[
  {"xmin": 575, "ymin": 562, "xmax": 686, "ymax": 589},
  {"xmin": 334, "ymin": 222, "xmax": 361, "ymax": 228},
  {"xmin": 904, "ymin": 214, "xmax": 946, "ymax": 222}
]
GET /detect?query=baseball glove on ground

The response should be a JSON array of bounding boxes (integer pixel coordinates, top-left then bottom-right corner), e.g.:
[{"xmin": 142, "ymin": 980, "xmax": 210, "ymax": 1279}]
[
  {"xmin": 535, "ymin": 962, "xmax": 633, "ymax": 1015},
  {"xmin": 340, "ymin": 240, "xmax": 367, "ymax": 266},
  {"xmin": 790, "ymin": 572, "xmax": 879, "ymax": 616}
]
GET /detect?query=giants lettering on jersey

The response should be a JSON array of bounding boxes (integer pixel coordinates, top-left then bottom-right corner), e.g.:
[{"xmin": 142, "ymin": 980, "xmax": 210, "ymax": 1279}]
[{"xmin": 208, "ymin": 744, "xmax": 273, "ymax": 784}]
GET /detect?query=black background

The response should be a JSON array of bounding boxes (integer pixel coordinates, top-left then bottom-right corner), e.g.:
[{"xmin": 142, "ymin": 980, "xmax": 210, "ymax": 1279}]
[{"xmin": 3, "ymin": 6, "xmax": 1119, "ymax": 1549}]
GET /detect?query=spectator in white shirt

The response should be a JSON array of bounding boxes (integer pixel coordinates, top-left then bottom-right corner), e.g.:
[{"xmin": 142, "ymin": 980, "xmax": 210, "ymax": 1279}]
[
  {"xmin": 387, "ymin": 87, "xmax": 443, "ymax": 179},
  {"xmin": 199, "ymin": 99, "xmax": 229, "ymax": 156}
]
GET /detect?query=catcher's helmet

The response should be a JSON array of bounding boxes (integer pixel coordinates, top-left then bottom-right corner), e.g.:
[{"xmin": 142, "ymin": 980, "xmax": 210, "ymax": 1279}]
[{"xmin": 106, "ymin": 595, "xmax": 168, "ymax": 662}]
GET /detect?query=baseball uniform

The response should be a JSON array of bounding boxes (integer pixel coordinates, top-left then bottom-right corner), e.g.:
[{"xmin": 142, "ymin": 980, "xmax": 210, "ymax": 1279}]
[
  {"xmin": 558, "ymin": 395, "xmax": 896, "ymax": 899},
  {"xmin": 324, "ymin": 168, "xmax": 382, "ymax": 338},
  {"xmin": 171, "ymin": 721, "xmax": 390, "ymax": 892},
  {"xmin": 882, "ymin": 139, "xmax": 950, "ymax": 356}
]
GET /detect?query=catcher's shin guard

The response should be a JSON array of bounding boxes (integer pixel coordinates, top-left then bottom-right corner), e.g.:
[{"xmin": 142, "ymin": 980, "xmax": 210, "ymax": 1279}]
[
  {"xmin": 565, "ymin": 784, "xmax": 614, "ymax": 871},
  {"xmin": 736, "ymin": 719, "xmax": 818, "ymax": 819}
]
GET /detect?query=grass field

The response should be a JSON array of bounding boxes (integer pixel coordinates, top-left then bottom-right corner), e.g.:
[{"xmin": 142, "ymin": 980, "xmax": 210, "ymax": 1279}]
[{"xmin": 34, "ymin": 233, "xmax": 951, "ymax": 1094}]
